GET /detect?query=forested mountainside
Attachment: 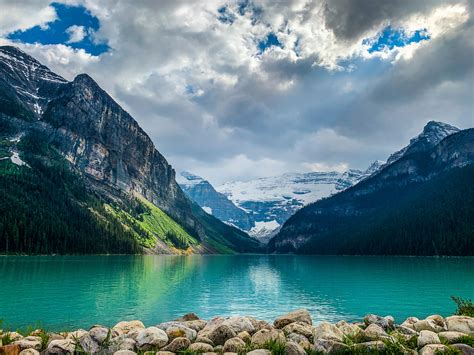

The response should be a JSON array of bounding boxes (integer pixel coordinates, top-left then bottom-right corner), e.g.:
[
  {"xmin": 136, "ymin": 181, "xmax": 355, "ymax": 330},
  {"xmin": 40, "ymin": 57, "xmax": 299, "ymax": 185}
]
[
  {"xmin": 0, "ymin": 46, "xmax": 261, "ymax": 254},
  {"xmin": 268, "ymin": 128, "xmax": 474, "ymax": 256}
]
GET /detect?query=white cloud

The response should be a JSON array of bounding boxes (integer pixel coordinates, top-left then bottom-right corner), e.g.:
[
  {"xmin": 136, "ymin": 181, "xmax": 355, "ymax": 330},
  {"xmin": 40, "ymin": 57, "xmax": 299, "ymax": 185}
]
[
  {"xmin": 0, "ymin": 1, "xmax": 56, "ymax": 36},
  {"xmin": 66, "ymin": 25, "xmax": 87, "ymax": 43}
]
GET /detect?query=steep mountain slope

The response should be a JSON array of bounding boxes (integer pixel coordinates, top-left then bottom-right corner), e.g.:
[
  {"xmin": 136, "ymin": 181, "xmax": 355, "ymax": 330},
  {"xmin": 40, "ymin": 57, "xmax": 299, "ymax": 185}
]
[
  {"xmin": 178, "ymin": 171, "xmax": 255, "ymax": 231},
  {"xmin": 268, "ymin": 128, "xmax": 474, "ymax": 255},
  {"xmin": 0, "ymin": 46, "xmax": 260, "ymax": 254}
]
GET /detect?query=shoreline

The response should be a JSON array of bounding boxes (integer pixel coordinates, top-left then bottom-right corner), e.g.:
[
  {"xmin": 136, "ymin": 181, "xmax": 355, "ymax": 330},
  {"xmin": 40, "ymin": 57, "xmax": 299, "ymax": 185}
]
[{"xmin": 1, "ymin": 309, "xmax": 473, "ymax": 354}]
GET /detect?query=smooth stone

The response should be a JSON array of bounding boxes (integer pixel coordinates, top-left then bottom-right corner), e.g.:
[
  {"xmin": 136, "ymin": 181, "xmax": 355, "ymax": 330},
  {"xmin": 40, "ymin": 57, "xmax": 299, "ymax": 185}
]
[
  {"xmin": 77, "ymin": 334, "xmax": 100, "ymax": 353},
  {"xmin": 183, "ymin": 320, "xmax": 207, "ymax": 332},
  {"xmin": 109, "ymin": 335, "xmax": 136, "ymax": 352},
  {"xmin": 395, "ymin": 325, "xmax": 418, "ymax": 336},
  {"xmin": 445, "ymin": 316, "xmax": 474, "ymax": 336},
  {"xmin": 364, "ymin": 314, "xmax": 394, "ymax": 330},
  {"xmin": 418, "ymin": 330, "xmax": 441, "ymax": 348},
  {"xmin": 452, "ymin": 343, "xmax": 474, "ymax": 355},
  {"xmin": 222, "ymin": 317, "xmax": 255, "ymax": 334},
  {"xmin": 47, "ymin": 339, "xmax": 76, "ymax": 354},
  {"xmin": 312, "ymin": 321, "xmax": 344, "ymax": 342},
  {"xmin": 247, "ymin": 318, "xmax": 273, "ymax": 333},
  {"xmin": 161, "ymin": 337, "xmax": 190, "ymax": 352},
  {"xmin": 214, "ymin": 345, "xmax": 224, "ymax": 352},
  {"xmin": 419, "ymin": 344, "xmax": 449, "ymax": 355},
  {"xmin": 286, "ymin": 333, "xmax": 311, "ymax": 349},
  {"xmin": 247, "ymin": 350, "xmax": 272, "ymax": 355},
  {"xmin": 113, "ymin": 321, "xmax": 145, "ymax": 335},
  {"xmin": 251, "ymin": 329, "xmax": 285, "ymax": 347},
  {"xmin": 155, "ymin": 352, "xmax": 174, "ymax": 355},
  {"xmin": 363, "ymin": 324, "xmax": 390, "ymax": 341},
  {"xmin": 438, "ymin": 331, "xmax": 469, "ymax": 343},
  {"xmin": 195, "ymin": 336, "xmax": 214, "ymax": 346},
  {"xmin": 223, "ymin": 337, "xmax": 246, "ymax": 353},
  {"xmin": 401, "ymin": 317, "xmax": 420, "ymax": 330},
  {"xmin": 136, "ymin": 327, "xmax": 169, "ymax": 350},
  {"xmin": 89, "ymin": 326, "xmax": 110, "ymax": 344},
  {"xmin": 414, "ymin": 319, "xmax": 446, "ymax": 333},
  {"xmin": 274, "ymin": 309, "xmax": 312, "ymax": 329},
  {"xmin": 313, "ymin": 339, "xmax": 349, "ymax": 353},
  {"xmin": 198, "ymin": 317, "xmax": 226, "ymax": 339},
  {"xmin": 335, "ymin": 320, "xmax": 363, "ymax": 337},
  {"xmin": 285, "ymin": 341, "xmax": 306, "ymax": 355},
  {"xmin": 66, "ymin": 329, "xmax": 87, "ymax": 340},
  {"xmin": 188, "ymin": 342, "xmax": 215, "ymax": 352},
  {"xmin": 202, "ymin": 353, "xmax": 218, "ymax": 355},
  {"xmin": 354, "ymin": 340, "xmax": 386, "ymax": 351},
  {"xmin": 165, "ymin": 325, "xmax": 197, "ymax": 341},
  {"xmin": 113, "ymin": 351, "xmax": 137, "ymax": 355},
  {"xmin": 208, "ymin": 325, "xmax": 236, "ymax": 346},
  {"xmin": 13, "ymin": 336, "xmax": 42, "ymax": 351},
  {"xmin": 19, "ymin": 350, "xmax": 40, "ymax": 355},
  {"xmin": 237, "ymin": 331, "xmax": 251, "ymax": 343},
  {"xmin": 282, "ymin": 322, "xmax": 313, "ymax": 340}
]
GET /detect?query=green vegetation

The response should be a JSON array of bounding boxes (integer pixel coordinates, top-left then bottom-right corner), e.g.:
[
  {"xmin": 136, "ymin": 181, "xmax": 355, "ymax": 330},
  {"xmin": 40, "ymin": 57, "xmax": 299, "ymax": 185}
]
[{"xmin": 451, "ymin": 296, "xmax": 474, "ymax": 317}]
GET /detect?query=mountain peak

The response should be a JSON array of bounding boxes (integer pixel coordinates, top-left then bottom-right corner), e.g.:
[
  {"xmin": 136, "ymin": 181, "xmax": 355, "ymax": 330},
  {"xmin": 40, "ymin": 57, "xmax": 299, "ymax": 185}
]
[{"xmin": 178, "ymin": 171, "xmax": 206, "ymax": 186}]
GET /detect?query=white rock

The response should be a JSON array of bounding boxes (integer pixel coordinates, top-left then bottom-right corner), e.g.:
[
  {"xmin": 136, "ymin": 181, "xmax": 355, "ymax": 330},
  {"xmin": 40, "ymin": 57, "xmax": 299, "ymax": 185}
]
[
  {"xmin": 419, "ymin": 344, "xmax": 449, "ymax": 355},
  {"xmin": 113, "ymin": 351, "xmax": 137, "ymax": 355},
  {"xmin": 251, "ymin": 329, "xmax": 285, "ymax": 347},
  {"xmin": 312, "ymin": 321, "xmax": 344, "ymax": 342},
  {"xmin": 47, "ymin": 339, "xmax": 76, "ymax": 354},
  {"xmin": 363, "ymin": 324, "xmax": 390, "ymax": 341},
  {"xmin": 189, "ymin": 342, "xmax": 215, "ymax": 352},
  {"xmin": 445, "ymin": 316, "xmax": 474, "ymax": 336},
  {"xmin": 418, "ymin": 330, "xmax": 441, "ymax": 348},
  {"xmin": 89, "ymin": 326, "xmax": 110, "ymax": 343},
  {"xmin": 14, "ymin": 336, "xmax": 42, "ymax": 351},
  {"xmin": 223, "ymin": 337, "xmax": 246, "ymax": 353},
  {"xmin": 222, "ymin": 316, "xmax": 255, "ymax": 334},
  {"xmin": 247, "ymin": 350, "xmax": 272, "ymax": 355},
  {"xmin": 274, "ymin": 309, "xmax": 312, "ymax": 329},
  {"xmin": 438, "ymin": 331, "xmax": 469, "ymax": 343},
  {"xmin": 113, "ymin": 321, "xmax": 145, "ymax": 335},
  {"xmin": 136, "ymin": 327, "xmax": 169, "ymax": 350},
  {"xmin": 19, "ymin": 350, "xmax": 40, "ymax": 355}
]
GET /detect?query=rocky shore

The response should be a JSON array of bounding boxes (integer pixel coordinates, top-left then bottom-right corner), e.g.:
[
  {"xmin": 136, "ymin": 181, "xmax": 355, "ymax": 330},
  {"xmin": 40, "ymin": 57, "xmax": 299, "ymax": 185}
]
[{"xmin": 1, "ymin": 310, "xmax": 473, "ymax": 355}]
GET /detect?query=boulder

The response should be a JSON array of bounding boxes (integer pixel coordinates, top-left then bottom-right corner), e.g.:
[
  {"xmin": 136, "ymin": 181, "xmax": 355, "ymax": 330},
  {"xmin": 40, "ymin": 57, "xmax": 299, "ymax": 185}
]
[
  {"xmin": 313, "ymin": 339, "xmax": 349, "ymax": 354},
  {"xmin": 89, "ymin": 326, "xmax": 110, "ymax": 344},
  {"xmin": 418, "ymin": 330, "xmax": 441, "ymax": 348},
  {"xmin": 65, "ymin": 329, "xmax": 87, "ymax": 340},
  {"xmin": 165, "ymin": 325, "xmax": 197, "ymax": 341},
  {"xmin": 113, "ymin": 351, "xmax": 137, "ymax": 355},
  {"xmin": 335, "ymin": 321, "xmax": 363, "ymax": 338},
  {"xmin": 161, "ymin": 337, "xmax": 190, "ymax": 352},
  {"xmin": 198, "ymin": 317, "xmax": 226, "ymax": 339},
  {"xmin": 274, "ymin": 309, "xmax": 312, "ymax": 329},
  {"xmin": 156, "ymin": 352, "xmax": 174, "ymax": 355},
  {"xmin": 452, "ymin": 343, "xmax": 474, "ymax": 355},
  {"xmin": 19, "ymin": 350, "xmax": 40, "ymax": 355},
  {"xmin": 184, "ymin": 320, "xmax": 207, "ymax": 332},
  {"xmin": 419, "ymin": 344, "xmax": 449, "ymax": 355},
  {"xmin": 0, "ymin": 344, "xmax": 20, "ymax": 355},
  {"xmin": 214, "ymin": 345, "xmax": 224, "ymax": 352},
  {"xmin": 438, "ymin": 331, "xmax": 468, "ymax": 343},
  {"xmin": 46, "ymin": 333, "xmax": 64, "ymax": 346},
  {"xmin": 237, "ymin": 331, "xmax": 251, "ymax": 343},
  {"xmin": 188, "ymin": 342, "xmax": 215, "ymax": 352},
  {"xmin": 247, "ymin": 350, "xmax": 272, "ymax": 355},
  {"xmin": 286, "ymin": 333, "xmax": 311, "ymax": 349},
  {"xmin": 223, "ymin": 337, "xmax": 246, "ymax": 353},
  {"xmin": 312, "ymin": 322, "xmax": 344, "ymax": 342},
  {"xmin": 285, "ymin": 341, "xmax": 306, "ymax": 355},
  {"xmin": 195, "ymin": 336, "xmax": 214, "ymax": 345},
  {"xmin": 282, "ymin": 323, "xmax": 313, "ymax": 341},
  {"xmin": 112, "ymin": 321, "xmax": 145, "ymax": 335},
  {"xmin": 401, "ymin": 317, "xmax": 420, "ymax": 330},
  {"xmin": 208, "ymin": 325, "xmax": 236, "ymax": 346},
  {"xmin": 414, "ymin": 319, "xmax": 446, "ymax": 333},
  {"xmin": 445, "ymin": 316, "xmax": 474, "ymax": 336},
  {"xmin": 353, "ymin": 341, "xmax": 386, "ymax": 351},
  {"xmin": 136, "ymin": 327, "xmax": 168, "ymax": 350},
  {"xmin": 46, "ymin": 339, "xmax": 76, "ymax": 354},
  {"xmin": 363, "ymin": 324, "xmax": 390, "ymax": 341},
  {"xmin": 364, "ymin": 314, "xmax": 394, "ymax": 331},
  {"xmin": 77, "ymin": 334, "xmax": 100, "ymax": 353},
  {"xmin": 13, "ymin": 336, "xmax": 42, "ymax": 351},
  {"xmin": 108, "ymin": 335, "xmax": 136, "ymax": 353},
  {"xmin": 395, "ymin": 325, "xmax": 418, "ymax": 336},
  {"xmin": 251, "ymin": 329, "xmax": 286, "ymax": 347},
  {"xmin": 247, "ymin": 318, "xmax": 273, "ymax": 333},
  {"xmin": 5, "ymin": 332, "xmax": 23, "ymax": 342},
  {"xmin": 175, "ymin": 313, "xmax": 200, "ymax": 321},
  {"xmin": 222, "ymin": 317, "xmax": 255, "ymax": 334}
]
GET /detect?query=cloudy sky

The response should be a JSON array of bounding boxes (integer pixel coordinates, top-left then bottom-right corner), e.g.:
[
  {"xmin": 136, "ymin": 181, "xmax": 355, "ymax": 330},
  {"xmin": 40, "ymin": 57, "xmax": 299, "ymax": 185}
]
[{"xmin": 0, "ymin": 0, "xmax": 473, "ymax": 185}]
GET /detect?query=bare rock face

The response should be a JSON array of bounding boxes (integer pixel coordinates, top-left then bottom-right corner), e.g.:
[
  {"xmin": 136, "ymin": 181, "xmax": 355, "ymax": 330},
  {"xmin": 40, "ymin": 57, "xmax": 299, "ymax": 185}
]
[{"xmin": 274, "ymin": 309, "xmax": 312, "ymax": 329}]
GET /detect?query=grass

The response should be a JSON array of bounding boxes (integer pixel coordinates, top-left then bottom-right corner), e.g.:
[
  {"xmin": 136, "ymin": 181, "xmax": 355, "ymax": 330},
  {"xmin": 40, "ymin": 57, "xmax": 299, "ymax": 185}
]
[{"xmin": 451, "ymin": 296, "xmax": 474, "ymax": 317}]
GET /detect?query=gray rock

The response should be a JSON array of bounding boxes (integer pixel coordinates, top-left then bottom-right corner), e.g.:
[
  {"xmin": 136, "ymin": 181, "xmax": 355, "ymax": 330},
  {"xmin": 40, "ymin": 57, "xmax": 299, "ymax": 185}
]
[
  {"xmin": 89, "ymin": 326, "xmax": 110, "ymax": 344},
  {"xmin": 223, "ymin": 337, "xmax": 246, "ymax": 353},
  {"xmin": 223, "ymin": 317, "xmax": 255, "ymax": 334},
  {"xmin": 286, "ymin": 333, "xmax": 311, "ymax": 349},
  {"xmin": 282, "ymin": 322, "xmax": 313, "ymax": 341},
  {"xmin": 113, "ymin": 351, "xmax": 137, "ymax": 355},
  {"xmin": 418, "ymin": 330, "xmax": 441, "ymax": 348},
  {"xmin": 237, "ymin": 331, "xmax": 251, "ymax": 343},
  {"xmin": 247, "ymin": 350, "xmax": 272, "ymax": 355},
  {"xmin": 285, "ymin": 341, "xmax": 306, "ymax": 355},
  {"xmin": 354, "ymin": 341, "xmax": 386, "ymax": 351},
  {"xmin": 419, "ymin": 344, "xmax": 449, "ymax": 354},
  {"xmin": 112, "ymin": 321, "xmax": 145, "ymax": 335},
  {"xmin": 313, "ymin": 321, "xmax": 344, "ymax": 342},
  {"xmin": 401, "ymin": 317, "xmax": 420, "ymax": 330},
  {"xmin": 109, "ymin": 335, "xmax": 137, "ymax": 352},
  {"xmin": 161, "ymin": 337, "xmax": 191, "ymax": 352},
  {"xmin": 251, "ymin": 329, "xmax": 286, "ymax": 347},
  {"xmin": 19, "ymin": 350, "xmax": 40, "ymax": 355},
  {"xmin": 46, "ymin": 339, "xmax": 76, "ymax": 354},
  {"xmin": 363, "ymin": 324, "xmax": 390, "ymax": 341},
  {"xmin": 13, "ymin": 336, "xmax": 42, "ymax": 351},
  {"xmin": 274, "ymin": 309, "xmax": 312, "ymax": 329},
  {"xmin": 364, "ymin": 314, "xmax": 394, "ymax": 330},
  {"xmin": 195, "ymin": 336, "xmax": 214, "ymax": 345},
  {"xmin": 452, "ymin": 343, "xmax": 474, "ymax": 355},
  {"xmin": 414, "ymin": 319, "xmax": 446, "ymax": 333},
  {"xmin": 136, "ymin": 327, "xmax": 169, "ymax": 350},
  {"xmin": 165, "ymin": 325, "xmax": 197, "ymax": 341},
  {"xmin": 209, "ymin": 324, "xmax": 237, "ymax": 346},
  {"xmin": 78, "ymin": 333, "xmax": 100, "ymax": 353},
  {"xmin": 335, "ymin": 321, "xmax": 363, "ymax": 338},
  {"xmin": 438, "ymin": 331, "xmax": 469, "ymax": 343},
  {"xmin": 313, "ymin": 339, "xmax": 349, "ymax": 354},
  {"xmin": 445, "ymin": 316, "xmax": 474, "ymax": 336},
  {"xmin": 188, "ymin": 342, "xmax": 215, "ymax": 352}
]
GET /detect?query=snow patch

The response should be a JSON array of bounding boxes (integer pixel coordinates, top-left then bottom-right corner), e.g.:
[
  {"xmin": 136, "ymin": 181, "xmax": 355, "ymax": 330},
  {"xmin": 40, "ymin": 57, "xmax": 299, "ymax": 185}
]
[
  {"xmin": 202, "ymin": 206, "xmax": 213, "ymax": 215},
  {"xmin": 10, "ymin": 151, "xmax": 28, "ymax": 167}
]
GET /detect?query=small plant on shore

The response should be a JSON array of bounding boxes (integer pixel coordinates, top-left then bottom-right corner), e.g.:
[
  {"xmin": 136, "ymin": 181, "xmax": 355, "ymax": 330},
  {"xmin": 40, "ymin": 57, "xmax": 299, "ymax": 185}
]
[
  {"xmin": 451, "ymin": 296, "xmax": 474, "ymax": 317},
  {"xmin": 262, "ymin": 339, "xmax": 286, "ymax": 355},
  {"xmin": 0, "ymin": 332, "xmax": 13, "ymax": 346},
  {"xmin": 342, "ymin": 332, "xmax": 366, "ymax": 346},
  {"xmin": 455, "ymin": 335, "xmax": 474, "ymax": 347}
]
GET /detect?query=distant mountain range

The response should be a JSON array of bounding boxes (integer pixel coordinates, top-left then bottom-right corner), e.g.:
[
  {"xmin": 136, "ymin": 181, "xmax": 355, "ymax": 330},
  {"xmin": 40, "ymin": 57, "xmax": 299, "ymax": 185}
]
[
  {"xmin": 268, "ymin": 123, "xmax": 474, "ymax": 255},
  {"xmin": 0, "ymin": 46, "xmax": 261, "ymax": 255}
]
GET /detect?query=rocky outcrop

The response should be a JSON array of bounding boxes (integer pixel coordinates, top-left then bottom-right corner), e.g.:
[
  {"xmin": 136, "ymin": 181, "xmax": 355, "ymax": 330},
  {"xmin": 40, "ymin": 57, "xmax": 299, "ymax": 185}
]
[{"xmin": 1, "ymin": 311, "xmax": 473, "ymax": 354}]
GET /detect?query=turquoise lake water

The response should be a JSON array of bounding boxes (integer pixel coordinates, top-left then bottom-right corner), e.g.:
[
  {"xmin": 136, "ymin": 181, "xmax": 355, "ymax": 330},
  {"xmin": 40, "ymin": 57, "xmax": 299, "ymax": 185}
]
[{"xmin": 0, "ymin": 255, "xmax": 473, "ymax": 331}]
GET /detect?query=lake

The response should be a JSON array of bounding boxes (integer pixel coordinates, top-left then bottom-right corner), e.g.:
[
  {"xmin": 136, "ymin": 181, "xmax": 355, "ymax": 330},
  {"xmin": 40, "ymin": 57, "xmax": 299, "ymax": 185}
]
[{"xmin": 0, "ymin": 255, "xmax": 473, "ymax": 331}]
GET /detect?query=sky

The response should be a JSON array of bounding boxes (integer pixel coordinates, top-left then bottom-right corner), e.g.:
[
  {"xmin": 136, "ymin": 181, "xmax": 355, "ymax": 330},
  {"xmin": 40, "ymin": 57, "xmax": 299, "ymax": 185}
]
[{"xmin": 0, "ymin": 0, "xmax": 473, "ymax": 185}]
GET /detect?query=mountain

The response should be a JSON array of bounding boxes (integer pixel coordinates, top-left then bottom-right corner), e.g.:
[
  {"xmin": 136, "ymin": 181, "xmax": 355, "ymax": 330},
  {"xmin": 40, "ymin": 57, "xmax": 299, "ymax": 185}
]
[
  {"xmin": 268, "ymin": 125, "xmax": 474, "ymax": 255},
  {"xmin": 216, "ymin": 164, "xmax": 382, "ymax": 239},
  {"xmin": 178, "ymin": 171, "xmax": 255, "ymax": 231},
  {"xmin": 0, "ymin": 46, "xmax": 261, "ymax": 255}
]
